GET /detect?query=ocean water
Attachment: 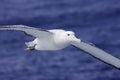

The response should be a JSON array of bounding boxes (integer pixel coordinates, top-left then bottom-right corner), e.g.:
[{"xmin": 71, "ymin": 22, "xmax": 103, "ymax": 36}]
[{"xmin": 0, "ymin": 0, "xmax": 120, "ymax": 80}]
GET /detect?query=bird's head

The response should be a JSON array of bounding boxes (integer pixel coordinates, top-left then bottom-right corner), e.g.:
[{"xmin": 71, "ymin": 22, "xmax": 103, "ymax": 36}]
[
  {"xmin": 65, "ymin": 31, "xmax": 81, "ymax": 43},
  {"xmin": 53, "ymin": 30, "xmax": 81, "ymax": 45}
]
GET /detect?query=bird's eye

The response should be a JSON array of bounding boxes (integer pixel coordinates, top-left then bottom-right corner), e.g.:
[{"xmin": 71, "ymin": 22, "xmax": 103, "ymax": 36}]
[{"xmin": 67, "ymin": 34, "xmax": 70, "ymax": 36}]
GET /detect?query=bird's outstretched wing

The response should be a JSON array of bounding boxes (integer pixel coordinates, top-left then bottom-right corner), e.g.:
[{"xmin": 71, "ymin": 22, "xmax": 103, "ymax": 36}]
[
  {"xmin": 72, "ymin": 41, "xmax": 120, "ymax": 69},
  {"xmin": 0, "ymin": 25, "xmax": 53, "ymax": 38}
]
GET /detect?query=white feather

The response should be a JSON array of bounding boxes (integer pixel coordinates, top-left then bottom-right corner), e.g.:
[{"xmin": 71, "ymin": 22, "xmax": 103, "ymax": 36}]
[{"xmin": 72, "ymin": 41, "xmax": 120, "ymax": 69}]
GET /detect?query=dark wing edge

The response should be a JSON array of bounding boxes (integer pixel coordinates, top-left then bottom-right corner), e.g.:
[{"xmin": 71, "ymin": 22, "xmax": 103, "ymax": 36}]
[
  {"xmin": 72, "ymin": 41, "xmax": 120, "ymax": 70},
  {"xmin": 0, "ymin": 25, "xmax": 52, "ymax": 37}
]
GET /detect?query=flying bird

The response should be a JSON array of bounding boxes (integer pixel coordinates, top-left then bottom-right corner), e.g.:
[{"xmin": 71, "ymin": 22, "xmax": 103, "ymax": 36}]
[{"xmin": 0, "ymin": 25, "xmax": 120, "ymax": 69}]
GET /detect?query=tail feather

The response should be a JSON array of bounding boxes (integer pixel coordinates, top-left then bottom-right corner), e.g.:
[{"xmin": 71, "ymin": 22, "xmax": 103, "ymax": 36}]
[
  {"xmin": 25, "ymin": 42, "xmax": 35, "ymax": 47},
  {"xmin": 25, "ymin": 42, "xmax": 29, "ymax": 46},
  {"xmin": 25, "ymin": 42, "xmax": 36, "ymax": 50}
]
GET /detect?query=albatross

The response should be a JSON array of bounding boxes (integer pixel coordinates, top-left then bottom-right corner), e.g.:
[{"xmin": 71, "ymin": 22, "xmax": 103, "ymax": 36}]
[{"xmin": 0, "ymin": 25, "xmax": 120, "ymax": 69}]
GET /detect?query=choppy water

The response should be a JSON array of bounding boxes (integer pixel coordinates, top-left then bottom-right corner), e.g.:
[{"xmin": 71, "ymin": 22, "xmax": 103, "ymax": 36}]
[{"xmin": 0, "ymin": 0, "xmax": 120, "ymax": 80}]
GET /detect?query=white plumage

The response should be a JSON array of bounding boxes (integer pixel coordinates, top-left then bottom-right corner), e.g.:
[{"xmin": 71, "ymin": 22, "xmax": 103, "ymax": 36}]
[{"xmin": 0, "ymin": 25, "xmax": 120, "ymax": 69}]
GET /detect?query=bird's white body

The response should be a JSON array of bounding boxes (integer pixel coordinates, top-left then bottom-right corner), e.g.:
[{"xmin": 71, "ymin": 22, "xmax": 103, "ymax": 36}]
[
  {"xmin": 0, "ymin": 25, "xmax": 120, "ymax": 69},
  {"xmin": 31, "ymin": 37, "xmax": 67, "ymax": 50},
  {"xmin": 28, "ymin": 29, "xmax": 79, "ymax": 50}
]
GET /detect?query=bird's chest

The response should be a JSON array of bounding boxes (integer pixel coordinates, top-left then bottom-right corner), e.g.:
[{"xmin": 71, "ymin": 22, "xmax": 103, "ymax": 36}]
[{"xmin": 35, "ymin": 38, "xmax": 63, "ymax": 50}]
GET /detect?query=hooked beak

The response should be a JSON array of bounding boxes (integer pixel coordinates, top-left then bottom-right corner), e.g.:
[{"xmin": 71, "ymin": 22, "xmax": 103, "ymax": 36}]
[{"xmin": 71, "ymin": 36, "xmax": 81, "ymax": 43}]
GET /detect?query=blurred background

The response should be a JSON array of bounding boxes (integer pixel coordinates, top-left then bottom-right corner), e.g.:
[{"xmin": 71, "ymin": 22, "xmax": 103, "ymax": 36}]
[{"xmin": 0, "ymin": 0, "xmax": 120, "ymax": 80}]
